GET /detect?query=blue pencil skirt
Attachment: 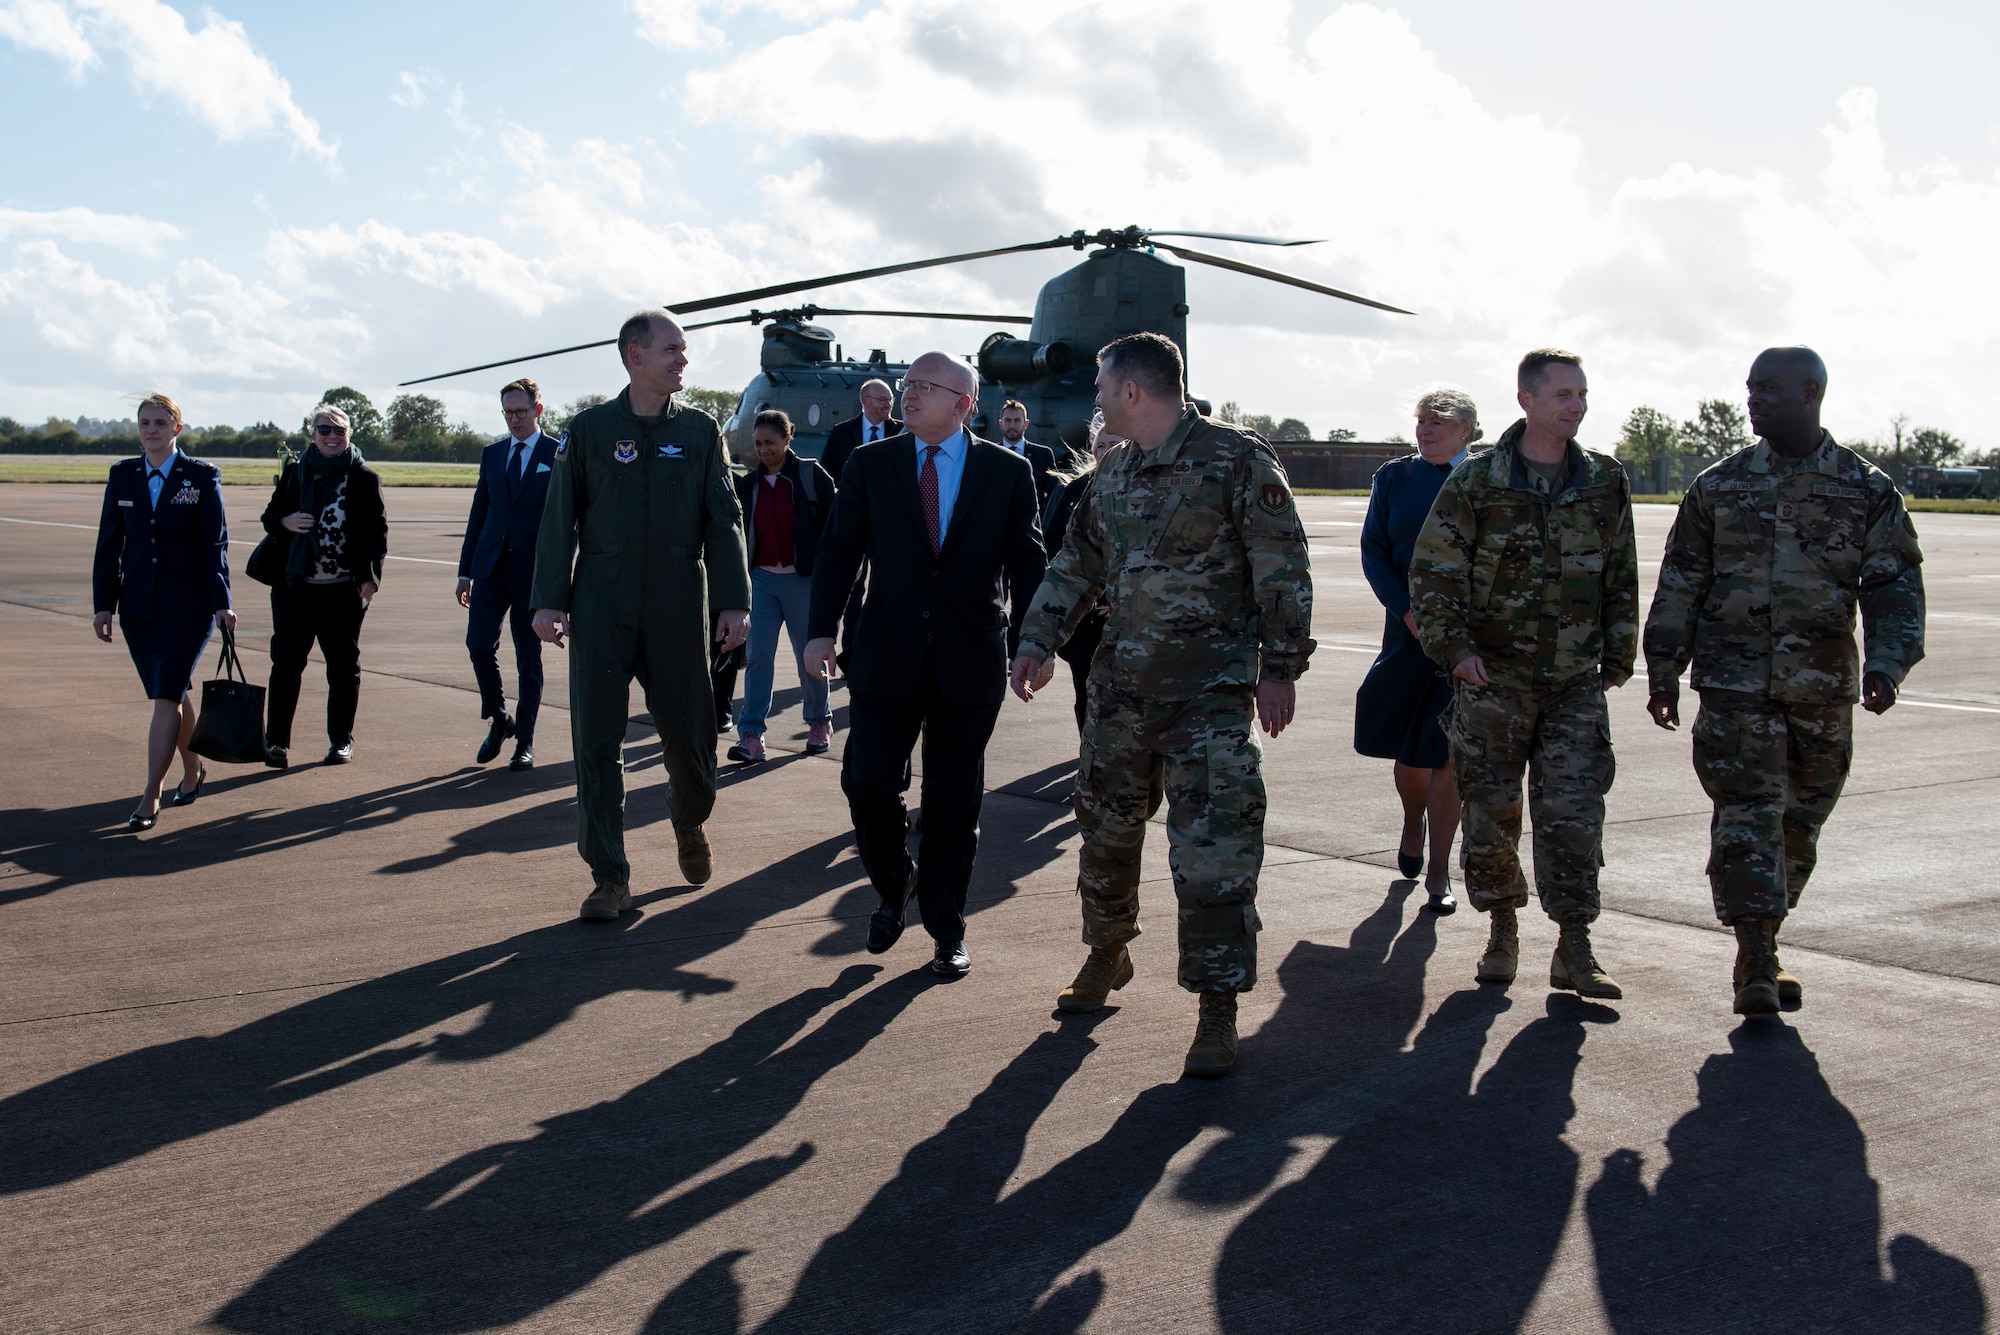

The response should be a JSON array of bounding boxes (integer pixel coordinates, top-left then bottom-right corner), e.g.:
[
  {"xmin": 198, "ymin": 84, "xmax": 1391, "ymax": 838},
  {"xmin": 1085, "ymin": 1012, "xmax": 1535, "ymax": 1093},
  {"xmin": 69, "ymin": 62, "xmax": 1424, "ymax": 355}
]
[{"xmin": 121, "ymin": 614, "xmax": 215, "ymax": 701}]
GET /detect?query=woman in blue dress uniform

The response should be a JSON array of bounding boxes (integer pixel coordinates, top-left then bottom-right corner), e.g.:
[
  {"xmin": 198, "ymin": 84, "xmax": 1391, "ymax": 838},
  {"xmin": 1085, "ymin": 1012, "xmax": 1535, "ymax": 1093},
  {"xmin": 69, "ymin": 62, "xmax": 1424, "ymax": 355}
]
[
  {"xmin": 91, "ymin": 392, "xmax": 236, "ymax": 830},
  {"xmin": 1355, "ymin": 389, "xmax": 1480, "ymax": 910}
]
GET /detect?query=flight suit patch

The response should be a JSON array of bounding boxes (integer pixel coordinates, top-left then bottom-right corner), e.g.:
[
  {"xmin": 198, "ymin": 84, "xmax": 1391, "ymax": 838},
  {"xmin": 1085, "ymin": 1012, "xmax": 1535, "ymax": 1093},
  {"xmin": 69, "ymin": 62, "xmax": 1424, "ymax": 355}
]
[
  {"xmin": 656, "ymin": 443, "xmax": 684, "ymax": 459},
  {"xmin": 613, "ymin": 441, "xmax": 638, "ymax": 464},
  {"xmin": 1813, "ymin": 484, "xmax": 1866, "ymax": 499},
  {"xmin": 1258, "ymin": 484, "xmax": 1291, "ymax": 516},
  {"xmin": 555, "ymin": 433, "xmax": 569, "ymax": 458}
]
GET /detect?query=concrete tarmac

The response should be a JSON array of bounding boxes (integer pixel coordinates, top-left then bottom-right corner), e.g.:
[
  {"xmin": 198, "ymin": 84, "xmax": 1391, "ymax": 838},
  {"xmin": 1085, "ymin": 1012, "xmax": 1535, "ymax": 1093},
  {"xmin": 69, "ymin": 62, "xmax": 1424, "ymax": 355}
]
[{"xmin": 0, "ymin": 482, "xmax": 1993, "ymax": 1333}]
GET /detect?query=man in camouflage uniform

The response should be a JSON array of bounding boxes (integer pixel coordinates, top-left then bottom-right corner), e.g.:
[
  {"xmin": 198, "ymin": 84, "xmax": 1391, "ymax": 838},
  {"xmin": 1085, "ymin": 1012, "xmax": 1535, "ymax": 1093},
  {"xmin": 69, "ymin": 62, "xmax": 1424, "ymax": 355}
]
[
  {"xmin": 1410, "ymin": 348, "xmax": 1638, "ymax": 1000},
  {"xmin": 1644, "ymin": 346, "xmax": 1924, "ymax": 1016},
  {"xmin": 1011, "ymin": 332, "xmax": 1314, "ymax": 1077}
]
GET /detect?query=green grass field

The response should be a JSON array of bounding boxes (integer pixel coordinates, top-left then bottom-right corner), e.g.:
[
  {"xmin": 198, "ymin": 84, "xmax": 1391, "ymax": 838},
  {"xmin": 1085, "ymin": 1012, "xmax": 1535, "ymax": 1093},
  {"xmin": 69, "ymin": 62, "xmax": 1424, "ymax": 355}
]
[{"xmin": 0, "ymin": 459, "xmax": 479, "ymax": 487}]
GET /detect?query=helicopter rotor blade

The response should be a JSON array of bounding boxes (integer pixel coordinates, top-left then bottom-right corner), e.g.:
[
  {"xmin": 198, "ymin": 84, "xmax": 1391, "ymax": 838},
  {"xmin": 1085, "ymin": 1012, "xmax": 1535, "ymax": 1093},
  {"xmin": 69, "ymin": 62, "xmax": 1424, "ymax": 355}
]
[
  {"xmin": 792, "ymin": 307, "xmax": 1032, "ymax": 325},
  {"xmin": 664, "ymin": 236, "xmax": 1082, "ymax": 316},
  {"xmin": 1152, "ymin": 241, "xmax": 1414, "ymax": 315},
  {"xmin": 1144, "ymin": 230, "xmax": 1324, "ymax": 247},
  {"xmin": 397, "ymin": 338, "xmax": 618, "ymax": 387}
]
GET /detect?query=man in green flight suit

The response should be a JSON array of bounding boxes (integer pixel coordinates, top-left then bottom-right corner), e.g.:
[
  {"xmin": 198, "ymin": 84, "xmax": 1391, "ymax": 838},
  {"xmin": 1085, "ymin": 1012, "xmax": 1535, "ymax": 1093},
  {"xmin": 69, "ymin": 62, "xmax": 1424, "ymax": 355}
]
[
  {"xmin": 1644, "ymin": 346, "xmax": 1924, "ymax": 1017},
  {"xmin": 1409, "ymin": 348, "xmax": 1639, "ymax": 1001},
  {"xmin": 532, "ymin": 311, "xmax": 751, "ymax": 919},
  {"xmin": 1011, "ymin": 332, "xmax": 1316, "ymax": 1078}
]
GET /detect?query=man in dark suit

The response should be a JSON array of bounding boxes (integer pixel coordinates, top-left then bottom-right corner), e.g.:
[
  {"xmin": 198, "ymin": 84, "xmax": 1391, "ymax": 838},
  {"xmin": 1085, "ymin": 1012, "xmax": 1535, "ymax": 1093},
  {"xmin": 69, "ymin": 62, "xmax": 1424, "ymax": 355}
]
[
  {"xmin": 805, "ymin": 352, "xmax": 1046, "ymax": 977},
  {"xmin": 997, "ymin": 399, "xmax": 1060, "ymax": 509},
  {"xmin": 818, "ymin": 377, "xmax": 900, "ymax": 483},
  {"xmin": 818, "ymin": 378, "xmax": 901, "ymax": 663},
  {"xmin": 456, "ymin": 377, "xmax": 558, "ymax": 770}
]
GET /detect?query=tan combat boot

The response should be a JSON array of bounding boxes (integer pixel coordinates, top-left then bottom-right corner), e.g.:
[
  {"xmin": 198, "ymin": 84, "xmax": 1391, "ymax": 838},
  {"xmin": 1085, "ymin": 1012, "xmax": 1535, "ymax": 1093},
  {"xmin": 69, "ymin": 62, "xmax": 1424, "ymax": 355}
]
[
  {"xmin": 677, "ymin": 826, "xmax": 713, "ymax": 886},
  {"xmin": 1184, "ymin": 991, "xmax": 1238, "ymax": 1077},
  {"xmin": 1551, "ymin": 920, "xmax": 1622, "ymax": 999},
  {"xmin": 578, "ymin": 881, "xmax": 632, "ymax": 921},
  {"xmin": 1733, "ymin": 918, "xmax": 1802, "ymax": 1005},
  {"xmin": 1732, "ymin": 918, "xmax": 1781, "ymax": 1015},
  {"xmin": 1477, "ymin": 904, "xmax": 1520, "ymax": 983},
  {"xmin": 1057, "ymin": 945, "xmax": 1134, "ymax": 1013}
]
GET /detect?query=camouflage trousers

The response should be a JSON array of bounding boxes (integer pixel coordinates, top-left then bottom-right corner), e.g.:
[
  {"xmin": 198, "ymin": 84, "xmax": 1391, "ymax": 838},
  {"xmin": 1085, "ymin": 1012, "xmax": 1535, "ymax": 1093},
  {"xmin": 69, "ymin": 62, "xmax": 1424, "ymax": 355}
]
[
  {"xmin": 1446, "ymin": 677, "xmax": 1614, "ymax": 924},
  {"xmin": 1692, "ymin": 688, "xmax": 1852, "ymax": 922},
  {"xmin": 1074, "ymin": 681, "xmax": 1265, "ymax": 993}
]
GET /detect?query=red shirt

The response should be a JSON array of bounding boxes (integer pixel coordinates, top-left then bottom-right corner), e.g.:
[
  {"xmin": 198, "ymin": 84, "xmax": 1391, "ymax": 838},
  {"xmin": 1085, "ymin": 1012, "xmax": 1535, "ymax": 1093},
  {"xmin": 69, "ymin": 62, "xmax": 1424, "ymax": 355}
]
[{"xmin": 752, "ymin": 472, "xmax": 796, "ymax": 570}]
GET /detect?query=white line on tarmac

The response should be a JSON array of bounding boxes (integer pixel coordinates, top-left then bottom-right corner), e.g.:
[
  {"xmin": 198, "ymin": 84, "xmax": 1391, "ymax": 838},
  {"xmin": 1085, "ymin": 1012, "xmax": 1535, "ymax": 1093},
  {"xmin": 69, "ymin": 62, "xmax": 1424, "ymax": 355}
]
[{"xmin": 0, "ymin": 515, "xmax": 456, "ymax": 565}]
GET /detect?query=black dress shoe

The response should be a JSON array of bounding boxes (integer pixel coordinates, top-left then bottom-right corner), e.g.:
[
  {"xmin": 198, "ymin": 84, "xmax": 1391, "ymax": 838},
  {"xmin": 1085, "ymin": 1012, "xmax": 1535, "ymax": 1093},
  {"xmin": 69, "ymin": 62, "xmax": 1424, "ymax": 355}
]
[
  {"xmin": 508, "ymin": 742, "xmax": 535, "ymax": 771},
  {"xmin": 865, "ymin": 907, "xmax": 906, "ymax": 955},
  {"xmin": 1423, "ymin": 886, "xmax": 1458, "ymax": 914},
  {"xmin": 932, "ymin": 940, "xmax": 971, "ymax": 978},
  {"xmin": 1398, "ymin": 849, "xmax": 1424, "ymax": 879},
  {"xmin": 166, "ymin": 764, "xmax": 207, "ymax": 808},
  {"xmin": 324, "ymin": 741, "xmax": 355, "ymax": 765},
  {"xmin": 476, "ymin": 714, "xmax": 515, "ymax": 764},
  {"xmin": 264, "ymin": 744, "xmax": 289, "ymax": 770},
  {"xmin": 127, "ymin": 805, "xmax": 158, "ymax": 831}
]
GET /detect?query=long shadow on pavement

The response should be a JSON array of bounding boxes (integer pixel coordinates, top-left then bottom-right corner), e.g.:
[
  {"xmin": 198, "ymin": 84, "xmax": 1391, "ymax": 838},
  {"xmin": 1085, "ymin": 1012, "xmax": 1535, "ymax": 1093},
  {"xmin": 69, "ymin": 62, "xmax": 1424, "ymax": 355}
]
[
  {"xmin": 209, "ymin": 964, "xmax": 932, "ymax": 1334},
  {"xmin": 0, "ymin": 833, "xmax": 862, "ymax": 1196},
  {"xmin": 670, "ymin": 880, "xmax": 1449, "ymax": 1334},
  {"xmin": 1587, "ymin": 1021, "xmax": 1988, "ymax": 1333}
]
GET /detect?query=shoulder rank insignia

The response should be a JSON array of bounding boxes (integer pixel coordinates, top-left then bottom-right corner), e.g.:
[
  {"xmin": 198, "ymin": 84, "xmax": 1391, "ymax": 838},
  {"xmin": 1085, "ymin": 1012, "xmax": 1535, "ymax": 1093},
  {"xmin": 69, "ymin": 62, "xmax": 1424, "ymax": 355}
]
[
  {"xmin": 613, "ymin": 441, "xmax": 638, "ymax": 464},
  {"xmin": 554, "ymin": 432, "xmax": 569, "ymax": 458}
]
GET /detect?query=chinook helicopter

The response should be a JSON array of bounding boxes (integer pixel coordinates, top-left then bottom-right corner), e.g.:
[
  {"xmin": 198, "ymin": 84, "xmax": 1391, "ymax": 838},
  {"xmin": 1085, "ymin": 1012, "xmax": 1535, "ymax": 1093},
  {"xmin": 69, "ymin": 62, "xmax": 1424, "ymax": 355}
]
[{"xmin": 404, "ymin": 225, "xmax": 1410, "ymax": 460}]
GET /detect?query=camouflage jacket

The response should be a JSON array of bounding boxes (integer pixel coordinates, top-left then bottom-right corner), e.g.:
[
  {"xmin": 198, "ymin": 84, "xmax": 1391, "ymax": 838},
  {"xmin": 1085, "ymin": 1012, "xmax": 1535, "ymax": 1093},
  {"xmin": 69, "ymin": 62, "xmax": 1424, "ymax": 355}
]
[
  {"xmin": 1643, "ymin": 431, "xmax": 1924, "ymax": 703},
  {"xmin": 1017, "ymin": 409, "xmax": 1315, "ymax": 699},
  {"xmin": 1409, "ymin": 420, "xmax": 1639, "ymax": 691}
]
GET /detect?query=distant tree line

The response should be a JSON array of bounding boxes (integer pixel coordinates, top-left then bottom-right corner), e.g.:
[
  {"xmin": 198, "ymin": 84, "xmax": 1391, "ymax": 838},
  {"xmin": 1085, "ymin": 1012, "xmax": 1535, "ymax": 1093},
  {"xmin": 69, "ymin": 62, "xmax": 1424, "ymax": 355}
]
[
  {"xmin": 0, "ymin": 385, "xmax": 743, "ymax": 463},
  {"xmin": 1614, "ymin": 399, "xmax": 1977, "ymax": 476},
  {"xmin": 1215, "ymin": 401, "xmax": 1357, "ymax": 442}
]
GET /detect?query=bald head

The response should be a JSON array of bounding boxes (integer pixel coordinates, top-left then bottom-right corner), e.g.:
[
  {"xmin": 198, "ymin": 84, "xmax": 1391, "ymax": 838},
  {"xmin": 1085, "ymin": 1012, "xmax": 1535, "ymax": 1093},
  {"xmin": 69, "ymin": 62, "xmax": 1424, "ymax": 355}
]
[
  {"xmin": 901, "ymin": 351, "xmax": 976, "ymax": 445},
  {"xmin": 1746, "ymin": 345, "xmax": 1827, "ymax": 456}
]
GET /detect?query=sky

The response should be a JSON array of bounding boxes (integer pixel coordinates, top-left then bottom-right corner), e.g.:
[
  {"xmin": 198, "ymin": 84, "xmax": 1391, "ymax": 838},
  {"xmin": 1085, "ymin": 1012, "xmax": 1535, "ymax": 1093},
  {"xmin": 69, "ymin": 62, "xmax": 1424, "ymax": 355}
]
[{"xmin": 1, "ymin": 0, "xmax": 1995, "ymax": 445}]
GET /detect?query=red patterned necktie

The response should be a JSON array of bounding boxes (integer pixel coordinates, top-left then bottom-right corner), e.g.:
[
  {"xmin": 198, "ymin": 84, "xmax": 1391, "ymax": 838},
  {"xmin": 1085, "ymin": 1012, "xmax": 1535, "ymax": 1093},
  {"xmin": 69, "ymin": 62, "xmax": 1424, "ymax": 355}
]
[{"xmin": 920, "ymin": 444, "xmax": 942, "ymax": 555}]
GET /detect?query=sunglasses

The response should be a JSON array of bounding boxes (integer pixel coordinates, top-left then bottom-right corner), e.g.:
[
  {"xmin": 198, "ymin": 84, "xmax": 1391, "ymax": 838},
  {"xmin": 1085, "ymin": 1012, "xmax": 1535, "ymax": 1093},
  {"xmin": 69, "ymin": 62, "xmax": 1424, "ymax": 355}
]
[{"xmin": 314, "ymin": 424, "xmax": 348, "ymax": 436}]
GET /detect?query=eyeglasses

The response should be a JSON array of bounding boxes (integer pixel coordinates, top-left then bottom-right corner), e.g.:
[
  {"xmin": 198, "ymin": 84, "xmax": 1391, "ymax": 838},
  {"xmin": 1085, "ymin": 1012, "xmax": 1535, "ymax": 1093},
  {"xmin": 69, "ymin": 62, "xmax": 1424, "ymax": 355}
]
[
  {"xmin": 314, "ymin": 424, "xmax": 348, "ymax": 436},
  {"xmin": 895, "ymin": 377, "xmax": 967, "ymax": 399}
]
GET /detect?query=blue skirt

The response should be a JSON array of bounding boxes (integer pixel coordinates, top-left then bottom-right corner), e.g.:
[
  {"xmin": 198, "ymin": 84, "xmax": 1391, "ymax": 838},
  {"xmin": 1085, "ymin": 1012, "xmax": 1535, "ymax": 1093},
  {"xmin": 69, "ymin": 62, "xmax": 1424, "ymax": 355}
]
[
  {"xmin": 122, "ymin": 614, "xmax": 215, "ymax": 701},
  {"xmin": 1354, "ymin": 613, "xmax": 1453, "ymax": 768}
]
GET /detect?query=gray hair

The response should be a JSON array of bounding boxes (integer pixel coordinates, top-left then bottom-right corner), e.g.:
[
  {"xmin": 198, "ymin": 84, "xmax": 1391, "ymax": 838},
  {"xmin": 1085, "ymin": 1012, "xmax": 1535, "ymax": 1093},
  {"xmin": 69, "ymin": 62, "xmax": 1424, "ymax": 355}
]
[
  {"xmin": 1414, "ymin": 387, "xmax": 1482, "ymax": 442},
  {"xmin": 309, "ymin": 402, "xmax": 351, "ymax": 430}
]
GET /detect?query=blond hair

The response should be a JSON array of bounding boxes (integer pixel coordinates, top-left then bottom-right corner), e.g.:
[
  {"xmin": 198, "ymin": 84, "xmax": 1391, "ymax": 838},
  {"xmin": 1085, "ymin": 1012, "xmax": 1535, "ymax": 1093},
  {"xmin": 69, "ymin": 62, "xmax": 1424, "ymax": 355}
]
[
  {"xmin": 135, "ymin": 391, "xmax": 184, "ymax": 427},
  {"xmin": 309, "ymin": 402, "xmax": 351, "ymax": 430},
  {"xmin": 1414, "ymin": 387, "xmax": 1482, "ymax": 442}
]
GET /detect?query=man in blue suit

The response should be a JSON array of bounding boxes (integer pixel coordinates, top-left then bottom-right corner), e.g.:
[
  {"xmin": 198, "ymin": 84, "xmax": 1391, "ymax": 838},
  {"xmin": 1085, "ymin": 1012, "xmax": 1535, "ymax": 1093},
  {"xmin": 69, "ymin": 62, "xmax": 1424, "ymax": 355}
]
[{"xmin": 457, "ymin": 377, "xmax": 558, "ymax": 769}]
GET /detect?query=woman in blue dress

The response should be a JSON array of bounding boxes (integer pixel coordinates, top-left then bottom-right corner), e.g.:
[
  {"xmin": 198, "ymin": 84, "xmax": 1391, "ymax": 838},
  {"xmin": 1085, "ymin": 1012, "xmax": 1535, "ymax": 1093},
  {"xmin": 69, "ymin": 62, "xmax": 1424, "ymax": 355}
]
[
  {"xmin": 92, "ymin": 392, "xmax": 236, "ymax": 830},
  {"xmin": 1355, "ymin": 389, "xmax": 1480, "ymax": 911}
]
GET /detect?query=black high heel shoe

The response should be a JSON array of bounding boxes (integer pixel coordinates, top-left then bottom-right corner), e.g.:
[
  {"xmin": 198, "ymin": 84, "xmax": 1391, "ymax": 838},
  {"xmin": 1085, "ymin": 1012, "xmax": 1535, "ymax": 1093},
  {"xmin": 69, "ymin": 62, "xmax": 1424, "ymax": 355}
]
[
  {"xmin": 127, "ymin": 802, "xmax": 159, "ymax": 831},
  {"xmin": 167, "ymin": 764, "xmax": 207, "ymax": 808},
  {"xmin": 1398, "ymin": 849, "xmax": 1424, "ymax": 879}
]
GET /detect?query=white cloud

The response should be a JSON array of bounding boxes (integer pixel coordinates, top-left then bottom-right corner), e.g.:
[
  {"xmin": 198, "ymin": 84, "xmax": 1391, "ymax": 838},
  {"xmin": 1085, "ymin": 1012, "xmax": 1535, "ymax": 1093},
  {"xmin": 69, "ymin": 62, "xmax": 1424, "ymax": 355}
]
[
  {"xmin": 627, "ymin": 0, "xmax": 854, "ymax": 51},
  {"xmin": 390, "ymin": 69, "xmax": 437, "ymax": 110},
  {"xmin": 679, "ymin": 0, "xmax": 2000, "ymax": 441},
  {"xmin": 0, "ymin": 205, "xmax": 181, "ymax": 254},
  {"xmin": 0, "ymin": 0, "xmax": 94, "ymax": 74},
  {"xmin": 265, "ymin": 220, "xmax": 567, "ymax": 316},
  {"xmin": 0, "ymin": 0, "xmax": 334, "ymax": 160}
]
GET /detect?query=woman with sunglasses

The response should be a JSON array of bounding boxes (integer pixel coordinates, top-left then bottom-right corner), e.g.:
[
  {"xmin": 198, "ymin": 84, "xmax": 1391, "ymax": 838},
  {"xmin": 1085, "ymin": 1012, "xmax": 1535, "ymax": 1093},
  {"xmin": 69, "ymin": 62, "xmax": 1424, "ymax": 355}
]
[
  {"xmin": 91, "ymin": 391, "xmax": 237, "ymax": 829},
  {"xmin": 258, "ymin": 403, "xmax": 388, "ymax": 767}
]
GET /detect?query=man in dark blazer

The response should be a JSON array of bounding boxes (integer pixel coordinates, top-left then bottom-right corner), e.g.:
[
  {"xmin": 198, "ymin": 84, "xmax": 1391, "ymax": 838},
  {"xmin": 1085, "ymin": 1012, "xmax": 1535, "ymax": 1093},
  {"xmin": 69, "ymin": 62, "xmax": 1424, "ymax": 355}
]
[
  {"xmin": 818, "ymin": 378, "xmax": 901, "ymax": 663},
  {"xmin": 997, "ymin": 399, "xmax": 1061, "ymax": 509},
  {"xmin": 804, "ymin": 353, "xmax": 1046, "ymax": 977},
  {"xmin": 456, "ymin": 377, "xmax": 558, "ymax": 770}
]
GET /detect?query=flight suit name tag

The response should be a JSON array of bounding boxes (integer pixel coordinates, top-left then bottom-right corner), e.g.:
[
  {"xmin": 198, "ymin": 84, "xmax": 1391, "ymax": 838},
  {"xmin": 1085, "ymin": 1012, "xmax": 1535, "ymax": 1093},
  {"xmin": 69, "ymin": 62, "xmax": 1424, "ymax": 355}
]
[
  {"xmin": 169, "ymin": 485, "xmax": 200, "ymax": 504},
  {"xmin": 118, "ymin": 499, "xmax": 134, "ymax": 507},
  {"xmin": 1710, "ymin": 479, "xmax": 1759, "ymax": 492},
  {"xmin": 613, "ymin": 441, "xmax": 638, "ymax": 464},
  {"xmin": 1812, "ymin": 484, "xmax": 1866, "ymax": 499},
  {"xmin": 656, "ymin": 443, "xmax": 684, "ymax": 459}
]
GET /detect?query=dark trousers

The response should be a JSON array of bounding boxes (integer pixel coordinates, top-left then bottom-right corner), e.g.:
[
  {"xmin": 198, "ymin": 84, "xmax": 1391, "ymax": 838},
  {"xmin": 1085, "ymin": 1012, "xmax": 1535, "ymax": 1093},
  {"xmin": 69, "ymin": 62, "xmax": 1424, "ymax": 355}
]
[
  {"xmin": 466, "ymin": 572, "xmax": 543, "ymax": 743},
  {"xmin": 267, "ymin": 580, "xmax": 367, "ymax": 748},
  {"xmin": 841, "ymin": 651, "xmax": 1002, "ymax": 944}
]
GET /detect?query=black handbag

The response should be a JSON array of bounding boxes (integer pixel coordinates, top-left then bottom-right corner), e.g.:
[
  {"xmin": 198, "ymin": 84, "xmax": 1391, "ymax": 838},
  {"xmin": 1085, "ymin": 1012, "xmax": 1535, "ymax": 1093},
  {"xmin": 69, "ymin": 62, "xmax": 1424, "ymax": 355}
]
[
  {"xmin": 244, "ymin": 534, "xmax": 279, "ymax": 585},
  {"xmin": 189, "ymin": 628, "xmax": 268, "ymax": 764}
]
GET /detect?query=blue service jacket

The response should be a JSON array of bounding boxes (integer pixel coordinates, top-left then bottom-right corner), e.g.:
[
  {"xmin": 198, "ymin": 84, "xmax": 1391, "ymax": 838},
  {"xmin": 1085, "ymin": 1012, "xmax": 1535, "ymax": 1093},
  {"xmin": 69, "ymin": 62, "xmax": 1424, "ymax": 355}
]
[
  {"xmin": 459, "ymin": 432, "xmax": 559, "ymax": 585},
  {"xmin": 92, "ymin": 453, "xmax": 232, "ymax": 619}
]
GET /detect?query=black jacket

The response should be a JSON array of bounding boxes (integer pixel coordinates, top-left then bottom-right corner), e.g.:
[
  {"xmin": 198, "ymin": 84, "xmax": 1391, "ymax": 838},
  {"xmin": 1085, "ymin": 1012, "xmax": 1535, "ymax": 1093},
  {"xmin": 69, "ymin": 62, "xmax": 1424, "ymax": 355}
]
[
  {"xmin": 820, "ymin": 414, "xmax": 902, "ymax": 484},
  {"xmin": 93, "ymin": 453, "xmax": 232, "ymax": 618},
  {"xmin": 808, "ymin": 432, "xmax": 1045, "ymax": 705},
  {"xmin": 1004, "ymin": 438, "xmax": 1061, "ymax": 508},
  {"xmin": 459, "ymin": 431, "xmax": 558, "ymax": 583},
  {"xmin": 260, "ymin": 457, "xmax": 388, "ymax": 586},
  {"xmin": 734, "ymin": 451, "xmax": 837, "ymax": 576}
]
